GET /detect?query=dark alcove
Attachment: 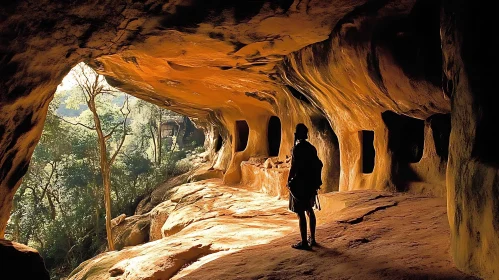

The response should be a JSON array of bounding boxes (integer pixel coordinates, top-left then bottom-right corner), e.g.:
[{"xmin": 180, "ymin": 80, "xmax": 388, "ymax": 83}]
[
  {"xmin": 382, "ymin": 111, "xmax": 425, "ymax": 163},
  {"xmin": 267, "ymin": 116, "xmax": 281, "ymax": 157},
  {"xmin": 429, "ymin": 114, "xmax": 451, "ymax": 159},
  {"xmin": 235, "ymin": 120, "xmax": 249, "ymax": 152},
  {"xmin": 362, "ymin": 130, "xmax": 375, "ymax": 174},
  {"xmin": 215, "ymin": 133, "xmax": 223, "ymax": 152}
]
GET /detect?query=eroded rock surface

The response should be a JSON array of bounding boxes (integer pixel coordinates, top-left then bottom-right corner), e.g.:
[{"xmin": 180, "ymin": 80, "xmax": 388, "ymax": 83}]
[
  {"xmin": 69, "ymin": 179, "xmax": 294, "ymax": 279},
  {"xmin": 69, "ymin": 180, "xmax": 477, "ymax": 280},
  {"xmin": 0, "ymin": 0, "xmax": 497, "ymax": 278},
  {"xmin": 112, "ymin": 214, "xmax": 151, "ymax": 250},
  {"xmin": 441, "ymin": 1, "xmax": 499, "ymax": 278},
  {"xmin": 182, "ymin": 194, "xmax": 477, "ymax": 280}
]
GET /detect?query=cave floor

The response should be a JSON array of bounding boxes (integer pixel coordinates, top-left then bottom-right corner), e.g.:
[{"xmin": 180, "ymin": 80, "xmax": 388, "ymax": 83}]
[
  {"xmin": 179, "ymin": 190, "xmax": 477, "ymax": 280},
  {"xmin": 70, "ymin": 179, "xmax": 478, "ymax": 280}
]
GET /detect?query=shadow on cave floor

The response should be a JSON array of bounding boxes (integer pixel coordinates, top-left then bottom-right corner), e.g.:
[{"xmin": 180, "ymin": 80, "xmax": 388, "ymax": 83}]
[
  {"xmin": 178, "ymin": 194, "xmax": 478, "ymax": 280},
  {"xmin": 69, "ymin": 181, "xmax": 477, "ymax": 280}
]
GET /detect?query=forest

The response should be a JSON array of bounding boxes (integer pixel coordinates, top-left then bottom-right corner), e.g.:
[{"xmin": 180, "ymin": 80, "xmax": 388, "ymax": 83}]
[{"xmin": 4, "ymin": 64, "xmax": 205, "ymax": 278}]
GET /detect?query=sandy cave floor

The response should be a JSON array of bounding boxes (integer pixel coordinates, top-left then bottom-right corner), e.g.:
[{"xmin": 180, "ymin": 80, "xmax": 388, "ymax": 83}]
[
  {"xmin": 178, "ymin": 190, "xmax": 478, "ymax": 280},
  {"xmin": 70, "ymin": 179, "xmax": 479, "ymax": 280}
]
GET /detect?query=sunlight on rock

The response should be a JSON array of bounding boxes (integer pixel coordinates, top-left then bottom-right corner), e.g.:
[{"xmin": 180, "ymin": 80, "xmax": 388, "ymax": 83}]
[{"xmin": 0, "ymin": 0, "xmax": 497, "ymax": 279}]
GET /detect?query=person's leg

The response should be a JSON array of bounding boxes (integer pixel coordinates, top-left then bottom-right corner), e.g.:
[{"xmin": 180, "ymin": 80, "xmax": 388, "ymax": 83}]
[
  {"xmin": 306, "ymin": 208, "xmax": 316, "ymax": 245},
  {"xmin": 292, "ymin": 211, "xmax": 310, "ymax": 249},
  {"xmin": 297, "ymin": 211, "xmax": 307, "ymax": 243}
]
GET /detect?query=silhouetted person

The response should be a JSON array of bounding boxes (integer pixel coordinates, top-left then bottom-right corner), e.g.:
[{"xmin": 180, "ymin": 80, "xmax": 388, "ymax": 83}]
[{"xmin": 287, "ymin": 123, "xmax": 322, "ymax": 250}]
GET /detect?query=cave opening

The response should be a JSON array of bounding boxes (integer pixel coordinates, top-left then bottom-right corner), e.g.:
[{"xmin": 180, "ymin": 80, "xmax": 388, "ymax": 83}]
[
  {"xmin": 382, "ymin": 111, "xmax": 426, "ymax": 191},
  {"xmin": 5, "ymin": 63, "xmax": 206, "ymax": 278},
  {"xmin": 267, "ymin": 116, "xmax": 281, "ymax": 157},
  {"xmin": 235, "ymin": 120, "xmax": 250, "ymax": 152},
  {"xmin": 3, "ymin": 1, "xmax": 495, "ymax": 279},
  {"xmin": 361, "ymin": 130, "xmax": 375, "ymax": 174},
  {"xmin": 215, "ymin": 133, "xmax": 223, "ymax": 152},
  {"xmin": 429, "ymin": 114, "xmax": 451, "ymax": 159},
  {"xmin": 382, "ymin": 111, "xmax": 425, "ymax": 163}
]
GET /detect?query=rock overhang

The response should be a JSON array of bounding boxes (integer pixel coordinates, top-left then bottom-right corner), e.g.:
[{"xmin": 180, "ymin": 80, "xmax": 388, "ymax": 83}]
[{"xmin": 2, "ymin": 1, "xmax": 498, "ymax": 278}]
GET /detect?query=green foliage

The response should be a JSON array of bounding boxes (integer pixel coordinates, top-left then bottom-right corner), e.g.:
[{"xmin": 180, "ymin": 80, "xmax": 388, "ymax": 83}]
[
  {"xmin": 123, "ymin": 151, "xmax": 152, "ymax": 178},
  {"xmin": 194, "ymin": 146, "xmax": 205, "ymax": 154},
  {"xmin": 6, "ymin": 63, "xmax": 205, "ymax": 279}
]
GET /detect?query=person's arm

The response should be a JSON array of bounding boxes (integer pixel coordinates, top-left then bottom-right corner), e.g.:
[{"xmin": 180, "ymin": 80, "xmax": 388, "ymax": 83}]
[{"xmin": 287, "ymin": 147, "xmax": 297, "ymax": 185}]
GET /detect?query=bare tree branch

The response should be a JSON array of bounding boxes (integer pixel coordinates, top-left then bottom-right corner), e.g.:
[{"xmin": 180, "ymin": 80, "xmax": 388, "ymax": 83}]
[
  {"xmin": 104, "ymin": 97, "xmax": 131, "ymax": 140},
  {"xmin": 73, "ymin": 65, "xmax": 94, "ymax": 104},
  {"xmin": 55, "ymin": 115, "xmax": 96, "ymax": 130},
  {"xmin": 104, "ymin": 122, "xmax": 124, "ymax": 141},
  {"xmin": 109, "ymin": 95, "xmax": 130, "ymax": 165},
  {"xmin": 40, "ymin": 161, "xmax": 56, "ymax": 201}
]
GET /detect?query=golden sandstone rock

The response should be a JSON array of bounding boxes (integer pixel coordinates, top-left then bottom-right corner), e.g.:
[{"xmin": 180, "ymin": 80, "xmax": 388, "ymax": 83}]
[{"xmin": 0, "ymin": 0, "xmax": 497, "ymax": 278}]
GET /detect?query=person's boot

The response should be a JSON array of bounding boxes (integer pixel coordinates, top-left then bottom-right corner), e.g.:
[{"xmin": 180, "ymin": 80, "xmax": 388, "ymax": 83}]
[
  {"xmin": 307, "ymin": 236, "xmax": 317, "ymax": 247},
  {"xmin": 292, "ymin": 241, "xmax": 311, "ymax": 250}
]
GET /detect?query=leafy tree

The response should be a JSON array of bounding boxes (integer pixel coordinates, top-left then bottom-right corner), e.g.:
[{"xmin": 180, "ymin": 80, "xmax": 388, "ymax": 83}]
[
  {"xmin": 65, "ymin": 63, "xmax": 131, "ymax": 251},
  {"xmin": 6, "ymin": 62, "xmax": 203, "ymax": 279}
]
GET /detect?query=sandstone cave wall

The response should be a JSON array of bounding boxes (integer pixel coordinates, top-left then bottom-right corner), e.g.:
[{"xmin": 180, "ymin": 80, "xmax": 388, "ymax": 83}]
[
  {"xmin": 238, "ymin": 86, "xmax": 341, "ymax": 197},
  {"xmin": 441, "ymin": 0, "xmax": 499, "ymax": 278},
  {"xmin": 0, "ymin": 0, "xmax": 498, "ymax": 278},
  {"xmin": 279, "ymin": 0, "xmax": 450, "ymax": 194}
]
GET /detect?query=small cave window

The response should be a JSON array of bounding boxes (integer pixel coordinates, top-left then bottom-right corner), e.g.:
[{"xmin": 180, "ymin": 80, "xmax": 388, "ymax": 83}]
[
  {"xmin": 267, "ymin": 116, "xmax": 281, "ymax": 157},
  {"xmin": 382, "ymin": 111, "xmax": 425, "ymax": 163},
  {"xmin": 429, "ymin": 114, "xmax": 451, "ymax": 159},
  {"xmin": 235, "ymin": 120, "xmax": 249, "ymax": 152},
  {"xmin": 362, "ymin": 130, "xmax": 375, "ymax": 174},
  {"xmin": 215, "ymin": 134, "xmax": 223, "ymax": 152}
]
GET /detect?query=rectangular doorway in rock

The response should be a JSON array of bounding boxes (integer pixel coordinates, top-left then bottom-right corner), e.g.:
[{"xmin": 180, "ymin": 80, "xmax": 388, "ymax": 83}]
[
  {"xmin": 382, "ymin": 111, "xmax": 425, "ymax": 163},
  {"xmin": 267, "ymin": 116, "xmax": 281, "ymax": 157},
  {"xmin": 429, "ymin": 114, "xmax": 451, "ymax": 159},
  {"xmin": 382, "ymin": 111, "xmax": 427, "ymax": 192},
  {"xmin": 362, "ymin": 130, "xmax": 375, "ymax": 174},
  {"xmin": 235, "ymin": 120, "xmax": 249, "ymax": 152}
]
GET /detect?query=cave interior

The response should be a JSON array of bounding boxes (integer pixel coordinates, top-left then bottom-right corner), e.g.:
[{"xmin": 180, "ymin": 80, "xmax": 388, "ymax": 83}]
[{"xmin": 0, "ymin": 0, "xmax": 498, "ymax": 279}]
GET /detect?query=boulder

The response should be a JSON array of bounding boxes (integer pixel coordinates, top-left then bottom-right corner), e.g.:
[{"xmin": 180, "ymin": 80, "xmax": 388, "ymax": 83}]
[
  {"xmin": 149, "ymin": 200, "xmax": 177, "ymax": 241},
  {"xmin": 0, "ymin": 239, "xmax": 50, "ymax": 280},
  {"xmin": 112, "ymin": 214, "xmax": 151, "ymax": 250}
]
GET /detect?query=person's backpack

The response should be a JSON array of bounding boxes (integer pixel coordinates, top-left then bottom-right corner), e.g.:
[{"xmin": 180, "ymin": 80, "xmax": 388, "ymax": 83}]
[
  {"xmin": 302, "ymin": 141, "xmax": 323, "ymax": 192},
  {"xmin": 310, "ymin": 151, "xmax": 323, "ymax": 191}
]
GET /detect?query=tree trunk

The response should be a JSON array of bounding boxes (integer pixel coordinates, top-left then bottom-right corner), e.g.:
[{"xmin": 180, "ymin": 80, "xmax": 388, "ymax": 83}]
[
  {"xmin": 46, "ymin": 193, "xmax": 56, "ymax": 220},
  {"xmin": 94, "ymin": 185, "xmax": 100, "ymax": 240},
  {"xmin": 102, "ymin": 166, "xmax": 114, "ymax": 251},
  {"xmin": 150, "ymin": 123, "xmax": 157, "ymax": 164},
  {"xmin": 158, "ymin": 111, "xmax": 162, "ymax": 165},
  {"xmin": 88, "ymin": 98, "xmax": 115, "ymax": 251}
]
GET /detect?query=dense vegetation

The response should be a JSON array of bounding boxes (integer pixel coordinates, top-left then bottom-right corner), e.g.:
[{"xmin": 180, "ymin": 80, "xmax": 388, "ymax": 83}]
[{"xmin": 5, "ymin": 64, "xmax": 204, "ymax": 278}]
